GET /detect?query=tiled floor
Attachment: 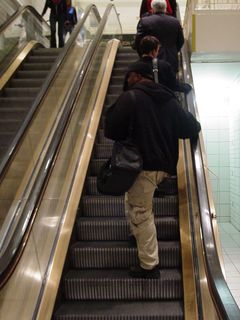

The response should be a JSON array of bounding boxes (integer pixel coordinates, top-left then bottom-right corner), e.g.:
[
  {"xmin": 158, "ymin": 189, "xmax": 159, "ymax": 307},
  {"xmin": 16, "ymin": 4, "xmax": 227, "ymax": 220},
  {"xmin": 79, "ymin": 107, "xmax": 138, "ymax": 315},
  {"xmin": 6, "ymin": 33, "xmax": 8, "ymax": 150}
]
[{"xmin": 219, "ymin": 222, "xmax": 240, "ymax": 307}]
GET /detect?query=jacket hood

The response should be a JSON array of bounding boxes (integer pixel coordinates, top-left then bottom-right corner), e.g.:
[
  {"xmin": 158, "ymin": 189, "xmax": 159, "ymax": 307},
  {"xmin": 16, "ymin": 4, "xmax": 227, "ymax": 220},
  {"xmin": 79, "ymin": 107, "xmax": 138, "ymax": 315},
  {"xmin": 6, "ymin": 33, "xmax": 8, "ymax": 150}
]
[{"xmin": 132, "ymin": 81, "xmax": 177, "ymax": 105}]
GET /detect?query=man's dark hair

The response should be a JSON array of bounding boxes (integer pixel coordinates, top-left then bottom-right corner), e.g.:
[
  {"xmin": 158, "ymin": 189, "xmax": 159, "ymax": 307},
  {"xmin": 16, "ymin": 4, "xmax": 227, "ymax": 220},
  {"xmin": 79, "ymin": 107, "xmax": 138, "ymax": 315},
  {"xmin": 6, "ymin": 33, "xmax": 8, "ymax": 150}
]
[{"xmin": 140, "ymin": 36, "xmax": 160, "ymax": 55}]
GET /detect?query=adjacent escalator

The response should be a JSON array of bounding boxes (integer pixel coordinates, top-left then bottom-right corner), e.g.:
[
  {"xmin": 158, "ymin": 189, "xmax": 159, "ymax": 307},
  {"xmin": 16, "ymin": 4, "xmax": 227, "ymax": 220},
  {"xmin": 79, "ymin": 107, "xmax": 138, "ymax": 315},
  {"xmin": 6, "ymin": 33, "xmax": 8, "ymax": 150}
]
[
  {"xmin": 0, "ymin": 46, "xmax": 61, "ymax": 163},
  {"xmin": 53, "ymin": 46, "xmax": 183, "ymax": 319}
]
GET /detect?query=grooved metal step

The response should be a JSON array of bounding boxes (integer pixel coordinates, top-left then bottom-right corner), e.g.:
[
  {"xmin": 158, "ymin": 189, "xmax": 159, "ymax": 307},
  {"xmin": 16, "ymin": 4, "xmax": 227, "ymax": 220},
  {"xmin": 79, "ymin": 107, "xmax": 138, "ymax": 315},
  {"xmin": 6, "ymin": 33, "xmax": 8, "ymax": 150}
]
[
  {"xmin": 10, "ymin": 78, "xmax": 44, "ymax": 87},
  {"xmin": 3, "ymin": 87, "xmax": 39, "ymax": 97},
  {"xmin": 76, "ymin": 217, "xmax": 179, "ymax": 241},
  {"xmin": 64, "ymin": 269, "xmax": 182, "ymax": 300},
  {"xmin": 16, "ymin": 70, "xmax": 49, "ymax": 79},
  {"xmin": 54, "ymin": 301, "xmax": 184, "ymax": 320},
  {"xmin": 21, "ymin": 62, "xmax": 52, "ymax": 70},
  {"xmin": 82, "ymin": 195, "xmax": 178, "ymax": 217},
  {"xmin": 70, "ymin": 241, "xmax": 180, "ymax": 269}
]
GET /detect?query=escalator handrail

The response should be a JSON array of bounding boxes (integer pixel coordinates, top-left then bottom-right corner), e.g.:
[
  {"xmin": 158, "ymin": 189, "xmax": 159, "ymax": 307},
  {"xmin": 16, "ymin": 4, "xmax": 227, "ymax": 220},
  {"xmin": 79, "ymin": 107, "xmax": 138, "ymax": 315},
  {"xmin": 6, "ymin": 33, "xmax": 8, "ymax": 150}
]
[
  {"xmin": 0, "ymin": 5, "xmax": 49, "ymax": 34},
  {"xmin": 181, "ymin": 42, "xmax": 240, "ymax": 319},
  {"xmin": 0, "ymin": 4, "xmax": 100, "ymax": 181},
  {"xmin": 0, "ymin": 3, "xmax": 121, "ymax": 289}
]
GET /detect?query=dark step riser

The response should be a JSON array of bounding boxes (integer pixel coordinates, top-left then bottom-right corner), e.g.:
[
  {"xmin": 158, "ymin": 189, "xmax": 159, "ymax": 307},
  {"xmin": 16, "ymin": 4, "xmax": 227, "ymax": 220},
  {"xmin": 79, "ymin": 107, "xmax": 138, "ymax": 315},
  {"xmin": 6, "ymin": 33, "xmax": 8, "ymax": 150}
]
[
  {"xmin": 77, "ymin": 220, "xmax": 179, "ymax": 241},
  {"xmin": 16, "ymin": 71, "xmax": 49, "ymax": 79},
  {"xmin": 27, "ymin": 56, "xmax": 56, "ymax": 63},
  {"xmin": 22, "ymin": 63, "xmax": 52, "ymax": 71},
  {"xmin": 86, "ymin": 177, "xmax": 177, "ymax": 196},
  {"xmin": 3, "ymin": 88, "xmax": 39, "ymax": 97},
  {"xmin": 64, "ymin": 278, "xmax": 182, "ymax": 300},
  {"xmin": 71, "ymin": 246, "xmax": 180, "ymax": 269},
  {"xmin": 0, "ymin": 110, "xmax": 28, "ymax": 120},
  {"xmin": 82, "ymin": 197, "xmax": 178, "ymax": 217},
  {"xmin": 10, "ymin": 79, "xmax": 43, "ymax": 87}
]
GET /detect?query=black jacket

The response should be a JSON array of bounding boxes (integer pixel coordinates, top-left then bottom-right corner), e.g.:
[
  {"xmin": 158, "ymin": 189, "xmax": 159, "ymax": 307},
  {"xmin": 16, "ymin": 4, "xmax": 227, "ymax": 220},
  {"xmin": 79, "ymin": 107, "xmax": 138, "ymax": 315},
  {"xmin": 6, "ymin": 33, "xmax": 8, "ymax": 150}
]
[
  {"xmin": 42, "ymin": 0, "xmax": 67, "ymax": 18},
  {"xmin": 140, "ymin": 56, "xmax": 189, "ymax": 92},
  {"xmin": 135, "ymin": 13, "xmax": 184, "ymax": 73},
  {"xmin": 104, "ymin": 81, "xmax": 201, "ymax": 175}
]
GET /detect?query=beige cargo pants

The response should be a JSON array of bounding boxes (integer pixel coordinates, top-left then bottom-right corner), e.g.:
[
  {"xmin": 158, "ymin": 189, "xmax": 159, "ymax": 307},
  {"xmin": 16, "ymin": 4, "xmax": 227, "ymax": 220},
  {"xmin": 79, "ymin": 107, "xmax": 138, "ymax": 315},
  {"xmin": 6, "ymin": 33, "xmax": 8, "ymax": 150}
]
[{"xmin": 125, "ymin": 170, "xmax": 168, "ymax": 270}]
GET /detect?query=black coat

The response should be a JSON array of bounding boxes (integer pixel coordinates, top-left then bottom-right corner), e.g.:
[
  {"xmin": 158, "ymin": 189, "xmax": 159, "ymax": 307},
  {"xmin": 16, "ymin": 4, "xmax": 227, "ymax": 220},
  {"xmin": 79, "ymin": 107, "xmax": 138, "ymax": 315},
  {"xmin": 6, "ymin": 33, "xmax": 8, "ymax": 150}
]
[
  {"xmin": 135, "ymin": 13, "xmax": 184, "ymax": 73},
  {"xmin": 42, "ymin": 0, "xmax": 67, "ymax": 19},
  {"xmin": 104, "ymin": 81, "xmax": 200, "ymax": 175},
  {"xmin": 140, "ymin": 56, "xmax": 185, "ymax": 92}
]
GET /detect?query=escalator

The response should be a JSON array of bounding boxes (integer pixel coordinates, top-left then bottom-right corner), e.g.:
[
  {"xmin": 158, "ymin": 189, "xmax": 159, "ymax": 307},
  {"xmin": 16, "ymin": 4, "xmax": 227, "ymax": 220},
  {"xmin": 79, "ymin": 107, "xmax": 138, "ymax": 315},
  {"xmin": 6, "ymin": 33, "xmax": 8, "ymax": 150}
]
[
  {"xmin": 0, "ymin": 46, "xmax": 61, "ymax": 162},
  {"xmin": 0, "ymin": 3, "xmax": 240, "ymax": 320},
  {"xmin": 53, "ymin": 46, "xmax": 183, "ymax": 319}
]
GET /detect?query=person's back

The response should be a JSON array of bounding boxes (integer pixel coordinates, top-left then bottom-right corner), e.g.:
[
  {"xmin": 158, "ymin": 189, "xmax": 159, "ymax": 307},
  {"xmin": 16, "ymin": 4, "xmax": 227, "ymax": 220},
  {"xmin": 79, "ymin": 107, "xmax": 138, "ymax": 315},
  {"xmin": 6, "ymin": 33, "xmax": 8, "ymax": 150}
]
[
  {"xmin": 135, "ymin": 0, "xmax": 184, "ymax": 73},
  {"xmin": 105, "ymin": 63, "xmax": 200, "ymax": 175}
]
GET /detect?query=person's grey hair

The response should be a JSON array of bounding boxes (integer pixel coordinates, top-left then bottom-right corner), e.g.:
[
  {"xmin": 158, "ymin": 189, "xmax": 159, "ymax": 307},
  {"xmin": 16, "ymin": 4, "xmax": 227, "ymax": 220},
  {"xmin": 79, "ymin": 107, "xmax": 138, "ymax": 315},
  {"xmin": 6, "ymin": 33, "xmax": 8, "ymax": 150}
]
[{"xmin": 151, "ymin": 0, "xmax": 167, "ymax": 13}]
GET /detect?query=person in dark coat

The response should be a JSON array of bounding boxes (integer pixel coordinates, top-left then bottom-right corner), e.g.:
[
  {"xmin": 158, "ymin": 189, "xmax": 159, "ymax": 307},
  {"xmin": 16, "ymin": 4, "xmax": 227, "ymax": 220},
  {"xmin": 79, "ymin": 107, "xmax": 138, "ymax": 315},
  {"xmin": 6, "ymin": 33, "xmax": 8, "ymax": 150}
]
[
  {"xmin": 129, "ymin": 35, "xmax": 192, "ymax": 93},
  {"xmin": 42, "ymin": 0, "xmax": 67, "ymax": 48},
  {"xmin": 140, "ymin": 0, "xmax": 177, "ymax": 17},
  {"xmin": 104, "ymin": 62, "xmax": 201, "ymax": 278},
  {"xmin": 135, "ymin": 0, "xmax": 184, "ymax": 73}
]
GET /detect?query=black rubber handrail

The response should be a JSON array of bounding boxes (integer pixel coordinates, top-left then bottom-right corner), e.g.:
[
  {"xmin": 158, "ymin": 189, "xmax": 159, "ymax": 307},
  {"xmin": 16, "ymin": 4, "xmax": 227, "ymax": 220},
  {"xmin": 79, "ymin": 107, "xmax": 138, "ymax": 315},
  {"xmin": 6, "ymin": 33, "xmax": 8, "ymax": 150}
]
[
  {"xmin": 0, "ymin": 3, "xmax": 119, "ymax": 289},
  {"xmin": 0, "ymin": 4, "xmax": 100, "ymax": 182},
  {"xmin": 181, "ymin": 42, "xmax": 240, "ymax": 319}
]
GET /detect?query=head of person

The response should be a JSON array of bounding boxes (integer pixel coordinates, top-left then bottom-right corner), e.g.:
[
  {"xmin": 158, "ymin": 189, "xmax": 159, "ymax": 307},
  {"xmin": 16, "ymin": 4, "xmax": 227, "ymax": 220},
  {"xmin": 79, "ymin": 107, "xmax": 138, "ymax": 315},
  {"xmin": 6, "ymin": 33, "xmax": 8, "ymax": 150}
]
[
  {"xmin": 151, "ymin": 0, "xmax": 167, "ymax": 14},
  {"xmin": 140, "ymin": 36, "xmax": 160, "ymax": 58},
  {"xmin": 125, "ymin": 62, "xmax": 154, "ymax": 90},
  {"xmin": 66, "ymin": 0, "xmax": 72, "ymax": 7}
]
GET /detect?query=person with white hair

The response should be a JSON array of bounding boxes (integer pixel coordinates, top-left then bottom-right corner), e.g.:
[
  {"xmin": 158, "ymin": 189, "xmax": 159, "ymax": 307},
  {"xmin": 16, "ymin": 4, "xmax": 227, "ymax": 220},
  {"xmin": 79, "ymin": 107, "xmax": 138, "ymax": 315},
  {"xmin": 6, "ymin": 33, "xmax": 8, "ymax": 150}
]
[{"xmin": 134, "ymin": 0, "xmax": 184, "ymax": 73}]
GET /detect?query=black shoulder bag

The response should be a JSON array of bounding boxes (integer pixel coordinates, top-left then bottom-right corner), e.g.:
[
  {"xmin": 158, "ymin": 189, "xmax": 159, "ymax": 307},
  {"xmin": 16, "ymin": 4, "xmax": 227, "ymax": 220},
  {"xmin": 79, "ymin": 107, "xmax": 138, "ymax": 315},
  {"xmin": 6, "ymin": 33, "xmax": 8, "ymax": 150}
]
[{"xmin": 97, "ymin": 91, "xmax": 143, "ymax": 196}]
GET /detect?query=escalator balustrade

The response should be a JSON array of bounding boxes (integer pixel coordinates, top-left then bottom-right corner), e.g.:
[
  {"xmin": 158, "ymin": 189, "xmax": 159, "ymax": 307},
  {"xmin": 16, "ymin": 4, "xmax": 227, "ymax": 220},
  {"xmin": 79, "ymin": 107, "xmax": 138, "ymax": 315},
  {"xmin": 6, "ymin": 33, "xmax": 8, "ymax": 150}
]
[
  {"xmin": 53, "ymin": 46, "xmax": 183, "ymax": 319},
  {"xmin": 0, "ymin": 46, "xmax": 61, "ymax": 163}
]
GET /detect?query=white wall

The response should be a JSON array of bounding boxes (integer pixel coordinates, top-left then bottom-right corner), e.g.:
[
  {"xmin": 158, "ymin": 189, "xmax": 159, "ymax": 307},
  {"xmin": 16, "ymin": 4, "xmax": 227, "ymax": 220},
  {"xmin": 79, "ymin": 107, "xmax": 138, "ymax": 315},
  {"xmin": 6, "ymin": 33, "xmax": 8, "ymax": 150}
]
[
  {"xmin": 192, "ymin": 62, "xmax": 240, "ymax": 225},
  {"xmin": 193, "ymin": 10, "xmax": 240, "ymax": 53}
]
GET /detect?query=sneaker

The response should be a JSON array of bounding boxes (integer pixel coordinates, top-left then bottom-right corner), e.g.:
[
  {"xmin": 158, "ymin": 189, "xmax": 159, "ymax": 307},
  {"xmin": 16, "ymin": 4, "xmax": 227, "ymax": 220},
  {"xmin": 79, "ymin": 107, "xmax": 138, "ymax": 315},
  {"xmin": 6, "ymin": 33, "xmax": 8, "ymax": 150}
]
[{"xmin": 129, "ymin": 265, "xmax": 160, "ymax": 279}]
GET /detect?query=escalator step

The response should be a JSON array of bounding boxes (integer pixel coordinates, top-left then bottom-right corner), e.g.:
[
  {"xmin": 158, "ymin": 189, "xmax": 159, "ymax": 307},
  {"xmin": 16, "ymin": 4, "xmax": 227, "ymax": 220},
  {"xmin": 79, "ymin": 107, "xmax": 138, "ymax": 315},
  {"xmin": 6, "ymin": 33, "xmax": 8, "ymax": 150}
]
[
  {"xmin": 27, "ymin": 55, "xmax": 57, "ymax": 63},
  {"xmin": 114, "ymin": 60, "xmax": 137, "ymax": 68},
  {"xmin": 0, "ymin": 107, "xmax": 29, "ymax": 120},
  {"xmin": 104, "ymin": 93, "xmax": 119, "ymax": 105},
  {"xmin": 3, "ymin": 87, "xmax": 39, "ymax": 97},
  {"xmin": 10, "ymin": 78, "xmax": 44, "ymax": 87},
  {"xmin": 0, "ymin": 133, "xmax": 15, "ymax": 147},
  {"xmin": 110, "ymin": 75, "xmax": 125, "ymax": 85},
  {"xmin": 0, "ymin": 119, "xmax": 21, "ymax": 131},
  {"xmin": 54, "ymin": 300, "xmax": 183, "ymax": 320},
  {"xmin": 64, "ymin": 269, "xmax": 182, "ymax": 300},
  {"xmin": 107, "ymin": 84, "xmax": 123, "ymax": 95},
  {"xmin": 93, "ymin": 143, "xmax": 113, "ymax": 158},
  {"xmin": 82, "ymin": 195, "xmax": 178, "ymax": 217},
  {"xmin": 31, "ymin": 48, "xmax": 61, "ymax": 56},
  {"xmin": 70, "ymin": 241, "xmax": 180, "ymax": 269},
  {"xmin": 21, "ymin": 62, "xmax": 53, "ymax": 71},
  {"xmin": 16, "ymin": 70, "xmax": 49, "ymax": 79},
  {"xmin": 76, "ymin": 217, "xmax": 179, "ymax": 241},
  {"xmin": 0, "ymin": 97, "xmax": 33, "ymax": 108},
  {"xmin": 111, "ymin": 67, "xmax": 128, "ymax": 77}
]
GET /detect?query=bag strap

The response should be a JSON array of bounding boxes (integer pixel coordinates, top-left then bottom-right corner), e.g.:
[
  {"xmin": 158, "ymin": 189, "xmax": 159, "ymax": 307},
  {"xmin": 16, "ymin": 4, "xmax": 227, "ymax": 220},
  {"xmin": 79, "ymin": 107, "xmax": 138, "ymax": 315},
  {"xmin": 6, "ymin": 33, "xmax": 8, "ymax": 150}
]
[{"xmin": 152, "ymin": 58, "xmax": 159, "ymax": 84}]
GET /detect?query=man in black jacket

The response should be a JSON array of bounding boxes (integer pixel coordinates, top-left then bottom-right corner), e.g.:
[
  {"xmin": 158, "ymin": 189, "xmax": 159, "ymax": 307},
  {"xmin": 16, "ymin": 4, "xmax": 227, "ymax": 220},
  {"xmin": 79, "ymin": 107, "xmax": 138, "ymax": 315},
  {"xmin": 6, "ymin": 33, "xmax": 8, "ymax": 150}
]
[
  {"xmin": 42, "ymin": 0, "xmax": 67, "ymax": 48},
  {"xmin": 104, "ymin": 62, "xmax": 200, "ymax": 278},
  {"xmin": 127, "ymin": 35, "xmax": 191, "ymax": 94},
  {"xmin": 134, "ymin": 0, "xmax": 184, "ymax": 73}
]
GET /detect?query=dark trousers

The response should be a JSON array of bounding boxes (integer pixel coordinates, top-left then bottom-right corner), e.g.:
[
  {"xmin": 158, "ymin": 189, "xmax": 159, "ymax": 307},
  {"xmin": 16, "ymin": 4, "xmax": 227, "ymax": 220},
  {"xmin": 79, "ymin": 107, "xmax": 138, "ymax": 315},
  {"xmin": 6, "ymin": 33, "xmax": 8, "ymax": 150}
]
[{"xmin": 50, "ymin": 14, "xmax": 65, "ymax": 48}]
